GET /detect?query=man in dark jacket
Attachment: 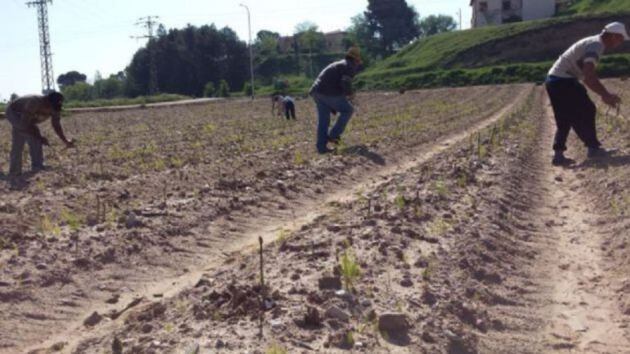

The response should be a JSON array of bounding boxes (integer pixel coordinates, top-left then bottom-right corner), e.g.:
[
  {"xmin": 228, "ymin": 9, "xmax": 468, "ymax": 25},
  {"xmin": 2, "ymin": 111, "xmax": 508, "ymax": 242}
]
[
  {"xmin": 3, "ymin": 92, "xmax": 75, "ymax": 176},
  {"xmin": 310, "ymin": 47, "xmax": 362, "ymax": 154},
  {"xmin": 546, "ymin": 22, "xmax": 627, "ymax": 165}
]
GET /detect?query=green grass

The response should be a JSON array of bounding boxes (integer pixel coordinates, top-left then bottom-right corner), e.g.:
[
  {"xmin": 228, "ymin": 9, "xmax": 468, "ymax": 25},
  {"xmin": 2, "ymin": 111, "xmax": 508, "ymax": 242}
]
[
  {"xmin": 340, "ymin": 249, "xmax": 361, "ymax": 291},
  {"xmin": 357, "ymin": 53, "xmax": 630, "ymax": 90},
  {"xmin": 254, "ymin": 75, "xmax": 313, "ymax": 97},
  {"xmin": 358, "ymin": 11, "xmax": 630, "ymax": 90},
  {"xmin": 361, "ymin": 16, "xmax": 578, "ymax": 81},
  {"xmin": 64, "ymin": 93, "xmax": 190, "ymax": 109},
  {"xmin": 561, "ymin": 0, "xmax": 630, "ymax": 15},
  {"xmin": 2, "ymin": 94, "xmax": 189, "ymax": 112}
]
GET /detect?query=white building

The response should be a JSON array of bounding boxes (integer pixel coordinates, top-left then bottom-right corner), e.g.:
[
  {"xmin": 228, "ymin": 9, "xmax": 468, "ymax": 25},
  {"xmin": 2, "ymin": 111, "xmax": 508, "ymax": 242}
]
[{"xmin": 470, "ymin": 0, "xmax": 564, "ymax": 28}]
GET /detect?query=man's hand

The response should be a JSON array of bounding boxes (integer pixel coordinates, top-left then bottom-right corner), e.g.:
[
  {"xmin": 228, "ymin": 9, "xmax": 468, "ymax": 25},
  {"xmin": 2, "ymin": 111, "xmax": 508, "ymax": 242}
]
[
  {"xmin": 65, "ymin": 139, "xmax": 76, "ymax": 149},
  {"xmin": 602, "ymin": 93, "xmax": 621, "ymax": 107},
  {"xmin": 40, "ymin": 137, "xmax": 50, "ymax": 146}
]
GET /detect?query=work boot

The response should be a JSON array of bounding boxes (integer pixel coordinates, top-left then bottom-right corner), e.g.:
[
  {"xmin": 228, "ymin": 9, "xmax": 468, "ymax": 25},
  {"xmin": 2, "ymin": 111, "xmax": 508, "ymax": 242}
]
[
  {"xmin": 587, "ymin": 147, "xmax": 617, "ymax": 159},
  {"xmin": 552, "ymin": 152, "xmax": 574, "ymax": 166},
  {"xmin": 318, "ymin": 147, "xmax": 336, "ymax": 155},
  {"xmin": 32, "ymin": 165, "xmax": 52, "ymax": 173},
  {"xmin": 587, "ymin": 147, "xmax": 616, "ymax": 158},
  {"xmin": 328, "ymin": 137, "xmax": 341, "ymax": 145}
]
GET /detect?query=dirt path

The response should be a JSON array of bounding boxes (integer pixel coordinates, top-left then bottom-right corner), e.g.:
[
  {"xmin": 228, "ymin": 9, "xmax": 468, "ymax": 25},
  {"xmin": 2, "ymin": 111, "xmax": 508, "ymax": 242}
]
[
  {"xmin": 536, "ymin": 105, "xmax": 630, "ymax": 353},
  {"xmin": 22, "ymin": 89, "xmax": 534, "ymax": 354},
  {"xmin": 475, "ymin": 95, "xmax": 630, "ymax": 354}
]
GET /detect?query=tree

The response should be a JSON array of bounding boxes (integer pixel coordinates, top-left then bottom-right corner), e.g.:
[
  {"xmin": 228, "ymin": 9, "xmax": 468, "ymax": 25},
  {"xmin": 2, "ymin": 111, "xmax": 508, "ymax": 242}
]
[
  {"xmin": 345, "ymin": 13, "xmax": 381, "ymax": 63},
  {"xmin": 255, "ymin": 30, "xmax": 280, "ymax": 58},
  {"xmin": 294, "ymin": 22, "xmax": 325, "ymax": 53},
  {"xmin": 364, "ymin": 0, "xmax": 420, "ymax": 55},
  {"xmin": 61, "ymin": 82, "xmax": 93, "ymax": 101},
  {"xmin": 57, "ymin": 71, "xmax": 87, "ymax": 88},
  {"xmin": 157, "ymin": 24, "xmax": 167, "ymax": 37},
  {"xmin": 125, "ymin": 24, "xmax": 248, "ymax": 97},
  {"xmin": 203, "ymin": 82, "xmax": 215, "ymax": 97},
  {"xmin": 218, "ymin": 80, "xmax": 230, "ymax": 97},
  {"xmin": 94, "ymin": 74, "xmax": 125, "ymax": 99},
  {"xmin": 419, "ymin": 15, "xmax": 457, "ymax": 37},
  {"xmin": 242, "ymin": 82, "xmax": 254, "ymax": 96},
  {"xmin": 294, "ymin": 22, "xmax": 325, "ymax": 77}
]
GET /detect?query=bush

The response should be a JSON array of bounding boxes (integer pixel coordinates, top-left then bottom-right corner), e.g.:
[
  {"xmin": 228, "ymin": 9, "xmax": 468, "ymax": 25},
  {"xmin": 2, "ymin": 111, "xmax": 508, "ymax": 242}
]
[
  {"xmin": 203, "ymin": 82, "xmax": 215, "ymax": 97},
  {"xmin": 62, "ymin": 82, "xmax": 94, "ymax": 101},
  {"xmin": 273, "ymin": 79, "xmax": 289, "ymax": 93},
  {"xmin": 243, "ymin": 82, "xmax": 253, "ymax": 96},
  {"xmin": 218, "ymin": 80, "xmax": 230, "ymax": 97}
]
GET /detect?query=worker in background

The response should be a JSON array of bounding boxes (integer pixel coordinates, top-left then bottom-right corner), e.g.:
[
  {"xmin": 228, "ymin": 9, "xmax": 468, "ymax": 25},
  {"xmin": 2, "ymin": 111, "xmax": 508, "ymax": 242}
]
[{"xmin": 272, "ymin": 95, "xmax": 296, "ymax": 120}]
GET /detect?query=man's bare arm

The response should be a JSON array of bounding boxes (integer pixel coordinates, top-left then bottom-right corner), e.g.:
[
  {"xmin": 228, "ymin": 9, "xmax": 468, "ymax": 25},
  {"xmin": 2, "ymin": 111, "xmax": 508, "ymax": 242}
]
[
  {"xmin": 51, "ymin": 113, "xmax": 74, "ymax": 147},
  {"xmin": 583, "ymin": 62, "xmax": 621, "ymax": 106}
]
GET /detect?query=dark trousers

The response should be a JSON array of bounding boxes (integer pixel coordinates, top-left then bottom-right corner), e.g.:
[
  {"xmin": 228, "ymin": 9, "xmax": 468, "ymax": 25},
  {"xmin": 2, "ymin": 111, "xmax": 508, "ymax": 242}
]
[
  {"xmin": 312, "ymin": 93, "xmax": 353, "ymax": 153},
  {"xmin": 284, "ymin": 101, "xmax": 296, "ymax": 120},
  {"xmin": 6, "ymin": 107, "xmax": 44, "ymax": 175},
  {"xmin": 545, "ymin": 79, "xmax": 600, "ymax": 152}
]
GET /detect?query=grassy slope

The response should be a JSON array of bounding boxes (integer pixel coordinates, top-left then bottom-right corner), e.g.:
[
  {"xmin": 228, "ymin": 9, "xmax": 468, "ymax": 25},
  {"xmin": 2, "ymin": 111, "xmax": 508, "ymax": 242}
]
[
  {"xmin": 562, "ymin": 0, "xmax": 630, "ymax": 15},
  {"xmin": 358, "ymin": 6, "xmax": 630, "ymax": 90},
  {"xmin": 357, "ymin": 54, "xmax": 630, "ymax": 90},
  {"xmin": 361, "ymin": 16, "xmax": 585, "ymax": 81}
]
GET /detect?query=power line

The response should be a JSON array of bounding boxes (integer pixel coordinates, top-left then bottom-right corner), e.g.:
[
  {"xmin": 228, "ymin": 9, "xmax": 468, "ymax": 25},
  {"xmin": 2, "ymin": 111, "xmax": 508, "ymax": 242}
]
[
  {"xmin": 132, "ymin": 15, "xmax": 160, "ymax": 95},
  {"xmin": 26, "ymin": 0, "xmax": 55, "ymax": 93}
]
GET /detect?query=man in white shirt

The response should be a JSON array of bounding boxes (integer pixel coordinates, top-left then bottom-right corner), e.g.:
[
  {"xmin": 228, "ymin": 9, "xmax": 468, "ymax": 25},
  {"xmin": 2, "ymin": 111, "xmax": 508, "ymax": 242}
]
[{"xmin": 546, "ymin": 22, "xmax": 627, "ymax": 166}]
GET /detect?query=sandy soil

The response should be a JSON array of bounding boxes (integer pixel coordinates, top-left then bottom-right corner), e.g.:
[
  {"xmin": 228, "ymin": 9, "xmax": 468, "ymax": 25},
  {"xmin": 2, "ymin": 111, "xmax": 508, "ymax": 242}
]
[{"xmin": 2, "ymin": 81, "xmax": 629, "ymax": 354}]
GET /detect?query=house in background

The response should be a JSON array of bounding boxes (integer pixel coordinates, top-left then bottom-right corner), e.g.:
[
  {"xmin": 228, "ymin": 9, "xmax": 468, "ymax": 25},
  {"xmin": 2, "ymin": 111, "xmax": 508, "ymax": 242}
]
[{"xmin": 470, "ymin": 0, "xmax": 568, "ymax": 28}]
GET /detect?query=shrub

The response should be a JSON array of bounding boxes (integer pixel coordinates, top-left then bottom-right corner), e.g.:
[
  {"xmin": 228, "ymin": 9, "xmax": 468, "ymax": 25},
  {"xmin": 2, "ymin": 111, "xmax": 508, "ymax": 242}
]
[
  {"xmin": 218, "ymin": 80, "xmax": 230, "ymax": 97},
  {"xmin": 203, "ymin": 82, "xmax": 215, "ymax": 97}
]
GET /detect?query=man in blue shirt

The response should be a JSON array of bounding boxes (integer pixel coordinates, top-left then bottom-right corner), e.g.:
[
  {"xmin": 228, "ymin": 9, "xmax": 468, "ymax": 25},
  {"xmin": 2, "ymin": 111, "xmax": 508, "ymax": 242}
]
[{"xmin": 310, "ymin": 47, "xmax": 362, "ymax": 154}]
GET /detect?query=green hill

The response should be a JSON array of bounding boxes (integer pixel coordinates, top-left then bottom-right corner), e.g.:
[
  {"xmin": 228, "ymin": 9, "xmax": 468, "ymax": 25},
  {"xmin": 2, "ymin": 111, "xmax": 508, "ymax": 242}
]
[
  {"xmin": 357, "ymin": 11, "xmax": 630, "ymax": 90},
  {"xmin": 562, "ymin": 0, "xmax": 630, "ymax": 15}
]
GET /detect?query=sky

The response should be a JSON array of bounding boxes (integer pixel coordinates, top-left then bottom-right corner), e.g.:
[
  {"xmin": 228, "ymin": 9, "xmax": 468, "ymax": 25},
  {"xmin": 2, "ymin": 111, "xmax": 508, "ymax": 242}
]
[{"xmin": 0, "ymin": 0, "xmax": 472, "ymax": 100}]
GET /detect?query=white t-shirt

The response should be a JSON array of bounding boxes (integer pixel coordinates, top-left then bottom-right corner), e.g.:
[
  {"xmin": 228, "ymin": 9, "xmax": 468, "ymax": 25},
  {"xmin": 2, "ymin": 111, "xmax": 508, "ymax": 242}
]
[{"xmin": 548, "ymin": 35, "xmax": 605, "ymax": 79}]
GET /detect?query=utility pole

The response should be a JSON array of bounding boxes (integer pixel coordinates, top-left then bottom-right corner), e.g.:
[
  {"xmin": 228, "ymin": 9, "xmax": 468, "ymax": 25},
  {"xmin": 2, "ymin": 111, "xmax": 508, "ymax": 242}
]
[
  {"xmin": 26, "ymin": 0, "xmax": 55, "ymax": 94},
  {"xmin": 457, "ymin": 8, "xmax": 463, "ymax": 30},
  {"xmin": 240, "ymin": 3, "xmax": 255, "ymax": 100},
  {"xmin": 133, "ymin": 16, "xmax": 159, "ymax": 95}
]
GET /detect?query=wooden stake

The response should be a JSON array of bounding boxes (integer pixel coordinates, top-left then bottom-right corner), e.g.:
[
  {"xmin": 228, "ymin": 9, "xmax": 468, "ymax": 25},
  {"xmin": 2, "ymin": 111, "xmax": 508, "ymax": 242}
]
[{"xmin": 259, "ymin": 236, "xmax": 265, "ymax": 288}]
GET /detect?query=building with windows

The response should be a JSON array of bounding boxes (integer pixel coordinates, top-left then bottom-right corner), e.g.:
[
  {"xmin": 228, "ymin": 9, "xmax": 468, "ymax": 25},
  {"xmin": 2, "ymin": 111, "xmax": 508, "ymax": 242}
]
[{"xmin": 470, "ymin": 0, "xmax": 569, "ymax": 27}]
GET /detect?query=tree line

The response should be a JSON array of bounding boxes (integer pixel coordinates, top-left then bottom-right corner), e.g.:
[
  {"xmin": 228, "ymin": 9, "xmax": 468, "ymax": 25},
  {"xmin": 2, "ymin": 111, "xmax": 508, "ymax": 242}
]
[{"xmin": 58, "ymin": 0, "xmax": 457, "ymax": 101}]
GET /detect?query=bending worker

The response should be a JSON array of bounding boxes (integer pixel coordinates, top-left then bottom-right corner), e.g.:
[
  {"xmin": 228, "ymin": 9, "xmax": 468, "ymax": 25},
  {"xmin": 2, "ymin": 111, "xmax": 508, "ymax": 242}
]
[
  {"xmin": 546, "ymin": 22, "xmax": 627, "ymax": 166},
  {"xmin": 3, "ymin": 92, "xmax": 75, "ymax": 176},
  {"xmin": 272, "ymin": 95, "xmax": 296, "ymax": 120},
  {"xmin": 309, "ymin": 46, "xmax": 362, "ymax": 154}
]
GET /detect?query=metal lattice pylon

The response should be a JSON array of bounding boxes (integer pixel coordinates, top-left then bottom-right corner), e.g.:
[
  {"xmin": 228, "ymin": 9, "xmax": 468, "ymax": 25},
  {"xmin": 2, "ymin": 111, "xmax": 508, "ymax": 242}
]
[
  {"xmin": 27, "ymin": 0, "xmax": 55, "ymax": 94},
  {"xmin": 133, "ymin": 16, "xmax": 160, "ymax": 95}
]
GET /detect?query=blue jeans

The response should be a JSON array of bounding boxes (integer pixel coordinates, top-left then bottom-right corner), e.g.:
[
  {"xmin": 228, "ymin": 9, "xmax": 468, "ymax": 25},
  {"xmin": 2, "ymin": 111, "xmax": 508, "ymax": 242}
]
[
  {"xmin": 5, "ymin": 108, "xmax": 44, "ymax": 175},
  {"xmin": 311, "ymin": 93, "xmax": 354, "ymax": 153}
]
